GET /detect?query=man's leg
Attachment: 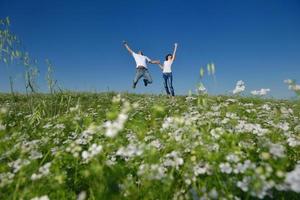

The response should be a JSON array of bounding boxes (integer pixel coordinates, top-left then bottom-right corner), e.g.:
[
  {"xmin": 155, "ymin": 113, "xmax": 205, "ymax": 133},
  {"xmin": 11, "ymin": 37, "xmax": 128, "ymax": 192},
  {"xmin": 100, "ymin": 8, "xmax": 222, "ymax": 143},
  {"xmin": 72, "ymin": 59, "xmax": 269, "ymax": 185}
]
[
  {"xmin": 143, "ymin": 69, "xmax": 153, "ymax": 86},
  {"xmin": 169, "ymin": 73, "xmax": 175, "ymax": 96},
  {"xmin": 133, "ymin": 69, "xmax": 143, "ymax": 88},
  {"xmin": 163, "ymin": 73, "xmax": 170, "ymax": 95}
]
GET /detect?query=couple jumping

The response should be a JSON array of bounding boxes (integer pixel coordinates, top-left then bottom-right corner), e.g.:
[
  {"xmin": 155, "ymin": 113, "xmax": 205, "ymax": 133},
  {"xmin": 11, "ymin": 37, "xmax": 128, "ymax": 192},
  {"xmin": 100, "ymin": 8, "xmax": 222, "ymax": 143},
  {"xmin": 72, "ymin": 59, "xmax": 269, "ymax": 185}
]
[{"xmin": 123, "ymin": 41, "xmax": 178, "ymax": 96}]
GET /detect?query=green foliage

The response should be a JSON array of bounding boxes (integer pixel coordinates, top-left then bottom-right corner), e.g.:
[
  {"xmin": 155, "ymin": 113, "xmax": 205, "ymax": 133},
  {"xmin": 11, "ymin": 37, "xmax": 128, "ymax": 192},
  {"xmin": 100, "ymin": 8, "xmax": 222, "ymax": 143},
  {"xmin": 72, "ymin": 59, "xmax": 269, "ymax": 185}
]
[
  {"xmin": 0, "ymin": 17, "xmax": 21, "ymax": 65},
  {"xmin": 0, "ymin": 92, "xmax": 299, "ymax": 199},
  {"xmin": 1, "ymin": 17, "xmax": 60, "ymax": 95}
]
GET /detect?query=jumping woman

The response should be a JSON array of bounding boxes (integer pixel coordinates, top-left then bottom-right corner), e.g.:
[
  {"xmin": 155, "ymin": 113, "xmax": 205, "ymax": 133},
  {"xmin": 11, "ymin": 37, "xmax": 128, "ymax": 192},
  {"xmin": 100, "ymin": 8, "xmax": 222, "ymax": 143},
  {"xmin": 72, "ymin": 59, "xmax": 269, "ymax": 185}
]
[{"xmin": 158, "ymin": 43, "xmax": 178, "ymax": 96}]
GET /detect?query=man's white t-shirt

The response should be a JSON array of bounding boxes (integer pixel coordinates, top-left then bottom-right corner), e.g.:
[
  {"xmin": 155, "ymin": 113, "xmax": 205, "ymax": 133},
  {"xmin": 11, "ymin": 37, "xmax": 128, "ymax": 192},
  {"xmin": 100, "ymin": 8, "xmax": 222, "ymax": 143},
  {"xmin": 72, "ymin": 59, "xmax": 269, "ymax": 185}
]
[
  {"xmin": 132, "ymin": 52, "xmax": 151, "ymax": 68},
  {"xmin": 163, "ymin": 60, "xmax": 173, "ymax": 73}
]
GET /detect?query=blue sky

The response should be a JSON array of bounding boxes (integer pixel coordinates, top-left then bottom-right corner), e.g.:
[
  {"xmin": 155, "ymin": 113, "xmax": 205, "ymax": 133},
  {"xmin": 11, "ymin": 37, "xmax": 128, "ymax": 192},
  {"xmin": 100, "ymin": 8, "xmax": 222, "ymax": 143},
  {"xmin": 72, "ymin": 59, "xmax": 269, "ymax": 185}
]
[{"xmin": 0, "ymin": 0, "xmax": 299, "ymax": 98}]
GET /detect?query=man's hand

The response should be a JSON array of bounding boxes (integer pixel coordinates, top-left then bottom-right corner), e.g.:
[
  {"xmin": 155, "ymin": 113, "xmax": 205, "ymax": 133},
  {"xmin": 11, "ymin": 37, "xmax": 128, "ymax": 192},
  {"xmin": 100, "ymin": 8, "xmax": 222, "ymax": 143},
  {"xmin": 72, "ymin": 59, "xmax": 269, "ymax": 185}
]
[
  {"xmin": 174, "ymin": 43, "xmax": 178, "ymax": 47},
  {"xmin": 150, "ymin": 60, "xmax": 159, "ymax": 64},
  {"xmin": 123, "ymin": 41, "xmax": 134, "ymax": 54}
]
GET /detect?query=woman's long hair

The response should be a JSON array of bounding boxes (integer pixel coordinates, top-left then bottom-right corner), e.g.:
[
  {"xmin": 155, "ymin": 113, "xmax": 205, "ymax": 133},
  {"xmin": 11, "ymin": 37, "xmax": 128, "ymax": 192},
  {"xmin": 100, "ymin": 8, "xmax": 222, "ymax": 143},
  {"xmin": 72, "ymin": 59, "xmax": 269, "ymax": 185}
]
[{"xmin": 165, "ymin": 54, "xmax": 172, "ymax": 61}]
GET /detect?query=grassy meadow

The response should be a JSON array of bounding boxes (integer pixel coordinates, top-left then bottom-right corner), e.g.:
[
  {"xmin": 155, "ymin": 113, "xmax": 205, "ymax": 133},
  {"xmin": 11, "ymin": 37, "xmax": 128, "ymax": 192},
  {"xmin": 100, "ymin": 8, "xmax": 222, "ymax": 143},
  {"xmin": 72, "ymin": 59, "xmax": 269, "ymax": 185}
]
[{"xmin": 0, "ymin": 92, "xmax": 300, "ymax": 199}]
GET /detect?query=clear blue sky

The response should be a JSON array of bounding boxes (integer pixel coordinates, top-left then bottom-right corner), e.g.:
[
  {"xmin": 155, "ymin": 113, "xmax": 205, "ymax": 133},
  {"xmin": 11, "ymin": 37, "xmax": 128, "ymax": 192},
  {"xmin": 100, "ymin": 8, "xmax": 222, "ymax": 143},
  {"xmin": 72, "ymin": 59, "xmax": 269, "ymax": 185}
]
[{"xmin": 0, "ymin": 0, "xmax": 299, "ymax": 98}]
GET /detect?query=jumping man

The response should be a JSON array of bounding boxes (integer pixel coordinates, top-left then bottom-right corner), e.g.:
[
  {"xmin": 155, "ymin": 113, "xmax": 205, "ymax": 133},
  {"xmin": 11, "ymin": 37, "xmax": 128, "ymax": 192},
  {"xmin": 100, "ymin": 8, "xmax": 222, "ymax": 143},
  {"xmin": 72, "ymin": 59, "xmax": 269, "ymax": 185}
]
[{"xmin": 123, "ymin": 41, "xmax": 160, "ymax": 88}]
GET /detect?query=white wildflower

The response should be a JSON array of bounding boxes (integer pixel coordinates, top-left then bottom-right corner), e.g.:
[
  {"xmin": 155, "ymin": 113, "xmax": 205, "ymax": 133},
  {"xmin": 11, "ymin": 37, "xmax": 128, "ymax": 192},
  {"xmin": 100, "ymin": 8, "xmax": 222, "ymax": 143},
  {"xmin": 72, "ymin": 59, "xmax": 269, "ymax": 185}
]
[
  {"xmin": 233, "ymin": 80, "xmax": 245, "ymax": 94},
  {"xmin": 104, "ymin": 102, "xmax": 130, "ymax": 137},
  {"xmin": 8, "ymin": 159, "xmax": 30, "ymax": 173},
  {"xmin": 54, "ymin": 123, "xmax": 65, "ymax": 129},
  {"xmin": 149, "ymin": 139, "xmax": 163, "ymax": 150},
  {"xmin": 290, "ymin": 84, "xmax": 300, "ymax": 92},
  {"xmin": 77, "ymin": 191, "xmax": 87, "ymax": 200},
  {"xmin": 277, "ymin": 122, "xmax": 289, "ymax": 131},
  {"xmin": 209, "ymin": 188, "xmax": 218, "ymax": 199},
  {"xmin": 269, "ymin": 143, "xmax": 285, "ymax": 158},
  {"xmin": 226, "ymin": 154, "xmax": 240, "ymax": 163},
  {"xmin": 70, "ymin": 104, "xmax": 80, "ymax": 112},
  {"xmin": 235, "ymin": 120, "xmax": 269, "ymax": 136},
  {"xmin": 116, "ymin": 144, "xmax": 143, "ymax": 159},
  {"xmin": 285, "ymin": 164, "xmax": 300, "ymax": 192},
  {"xmin": 221, "ymin": 117, "xmax": 230, "ymax": 124},
  {"xmin": 219, "ymin": 162, "xmax": 232, "ymax": 174},
  {"xmin": 29, "ymin": 151, "xmax": 43, "ymax": 160},
  {"xmin": 42, "ymin": 123, "xmax": 52, "ymax": 129},
  {"xmin": 261, "ymin": 104, "xmax": 271, "ymax": 111},
  {"xmin": 226, "ymin": 98, "xmax": 238, "ymax": 103},
  {"xmin": 106, "ymin": 155, "xmax": 117, "ymax": 166},
  {"xmin": 210, "ymin": 127, "xmax": 225, "ymax": 139},
  {"xmin": 0, "ymin": 107, "xmax": 7, "ymax": 114},
  {"xmin": 31, "ymin": 162, "xmax": 51, "ymax": 181},
  {"xmin": 0, "ymin": 172, "xmax": 15, "ymax": 187},
  {"xmin": 251, "ymin": 88, "xmax": 270, "ymax": 96},
  {"xmin": 163, "ymin": 151, "xmax": 184, "ymax": 170},
  {"xmin": 233, "ymin": 160, "xmax": 256, "ymax": 174},
  {"xmin": 287, "ymin": 137, "xmax": 300, "ymax": 147},
  {"xmin": 66, "ymin": 142, "xmax": 82, "ymax": 158},
  {"xmin": 237, "ymin": 177, "xmax": 251, "ymax": 192},
  {"xmin": 30, "ymin": 195, "xmax": 50, "ymax": 200},
  {"xmin": 81, "ymin": 143, "xmax": 102, "ymax": 162},
  {"xmin": 284, "ymin": 79, "xmax": 293, "ymax": 84},
  {"xmin": 194, "ymin": 162, "xmax": 211, "ymax": 176},
  {"xmin": 161, "ymin": 117, "xmax": 173, "ymax": 130},
  {"xmin": 185, "ymin": 178, "xmax": 192, "ymax": 185},
  {"xmin": 197, "ymin": 83, "xmax": 207, "ymax": 94},
  {"xmin": 0, "ymin": 123, "xmax": 5, "ymax": 131},
  {"xmin": 112, "ymin": 94, "xmax": 121, "ymax": 103},
  {"xmin": 137, "ymin": 164, "xmax": 166, "ymax": 180}
]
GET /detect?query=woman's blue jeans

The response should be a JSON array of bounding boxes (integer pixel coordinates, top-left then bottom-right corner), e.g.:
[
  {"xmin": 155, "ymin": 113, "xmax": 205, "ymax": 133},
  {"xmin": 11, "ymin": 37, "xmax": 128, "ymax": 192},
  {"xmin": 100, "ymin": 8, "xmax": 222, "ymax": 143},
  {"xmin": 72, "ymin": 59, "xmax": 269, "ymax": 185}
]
[{"xmin": 163, "ymin": 72, "xmax": 175, "ymax": 96}]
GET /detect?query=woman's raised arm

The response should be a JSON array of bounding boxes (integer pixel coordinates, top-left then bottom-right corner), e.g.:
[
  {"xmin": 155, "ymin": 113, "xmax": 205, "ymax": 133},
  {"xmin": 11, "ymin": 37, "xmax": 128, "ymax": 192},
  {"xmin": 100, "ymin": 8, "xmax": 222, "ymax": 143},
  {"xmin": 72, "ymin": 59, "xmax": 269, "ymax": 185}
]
[{"xmin": 172, "ymin": 43, "xmax": 178, "ymax": 61}]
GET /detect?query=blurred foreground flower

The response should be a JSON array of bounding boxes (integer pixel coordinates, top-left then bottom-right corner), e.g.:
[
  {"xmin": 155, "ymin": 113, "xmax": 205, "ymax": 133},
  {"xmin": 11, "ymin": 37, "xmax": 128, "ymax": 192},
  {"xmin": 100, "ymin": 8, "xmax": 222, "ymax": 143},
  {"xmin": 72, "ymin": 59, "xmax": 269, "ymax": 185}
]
[
  {"xmin": 104, "ymin": 97, "xmax": 131, "ymax": 137},
  {"xmin": 31, "ymin": 162, "xmax": 51, "ymax": 181},
  {"xmin": 82, "ymin": 143, "xmax": 103, "ymax": 163},
  {"xmin": 30, "ymin": 195, "xmax": 49, "ymax": 200},
  {"xmin": 285, "ymin": 164, "xmax": 300, "ymax": 192}
]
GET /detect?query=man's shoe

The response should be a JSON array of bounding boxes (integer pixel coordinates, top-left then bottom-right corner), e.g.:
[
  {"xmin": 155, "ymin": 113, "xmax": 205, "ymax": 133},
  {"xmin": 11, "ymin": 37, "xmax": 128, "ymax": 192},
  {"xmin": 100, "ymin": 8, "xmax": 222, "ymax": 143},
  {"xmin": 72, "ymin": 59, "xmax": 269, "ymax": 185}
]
[{"xmin": 143, "ymin": 79, "xmax": 148, "ymax": 87}]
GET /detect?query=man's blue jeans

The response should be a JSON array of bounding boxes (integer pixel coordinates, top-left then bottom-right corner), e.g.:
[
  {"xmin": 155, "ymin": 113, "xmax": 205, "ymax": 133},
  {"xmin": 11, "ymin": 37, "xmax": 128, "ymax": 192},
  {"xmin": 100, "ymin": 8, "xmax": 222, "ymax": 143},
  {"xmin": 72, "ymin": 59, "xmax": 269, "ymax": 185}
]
[
  {"xmin": 163, "ymin": 72, "xmax": 175, "ymax": 96},
  {"xmin": 133, "ymin": 68, "xmax": 153, "ymax": 86}
]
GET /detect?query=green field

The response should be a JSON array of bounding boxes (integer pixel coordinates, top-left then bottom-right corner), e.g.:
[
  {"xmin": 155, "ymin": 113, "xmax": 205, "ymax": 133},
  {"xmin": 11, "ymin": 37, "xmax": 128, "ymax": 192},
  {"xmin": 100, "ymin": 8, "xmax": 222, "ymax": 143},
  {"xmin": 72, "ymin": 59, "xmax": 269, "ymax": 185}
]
[{"xmin": 0, "ymin": 93, "xmax": 300, "ymax": 199}]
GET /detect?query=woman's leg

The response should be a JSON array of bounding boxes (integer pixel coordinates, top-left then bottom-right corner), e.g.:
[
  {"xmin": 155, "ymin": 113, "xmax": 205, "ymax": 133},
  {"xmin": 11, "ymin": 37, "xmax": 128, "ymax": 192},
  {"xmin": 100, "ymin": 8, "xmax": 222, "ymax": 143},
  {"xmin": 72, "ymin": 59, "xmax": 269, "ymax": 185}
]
[
  {"xmin": 163, "ymin": 73, "xmax": 170, "ymax": 95},
  {"xmin": 169, "ymin": 73, "xmax": 175, "ymax": 96}
]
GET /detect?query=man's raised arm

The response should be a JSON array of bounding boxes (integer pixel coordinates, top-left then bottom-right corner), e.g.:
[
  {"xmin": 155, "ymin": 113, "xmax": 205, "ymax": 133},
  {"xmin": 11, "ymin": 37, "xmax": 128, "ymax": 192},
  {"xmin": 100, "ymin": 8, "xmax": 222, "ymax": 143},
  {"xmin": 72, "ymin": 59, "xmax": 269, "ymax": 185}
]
[{"xmin": 123, "ymin": 41, "xmax": 134, "ymax": 54}]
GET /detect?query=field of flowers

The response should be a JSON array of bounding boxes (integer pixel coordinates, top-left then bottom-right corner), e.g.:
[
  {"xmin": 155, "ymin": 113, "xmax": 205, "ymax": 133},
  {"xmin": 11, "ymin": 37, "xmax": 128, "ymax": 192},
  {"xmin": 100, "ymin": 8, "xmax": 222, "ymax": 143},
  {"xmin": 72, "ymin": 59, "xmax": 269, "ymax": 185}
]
[{"xmin": 0, "ymin": 92, "xmax": 300, "ymax": 200}]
